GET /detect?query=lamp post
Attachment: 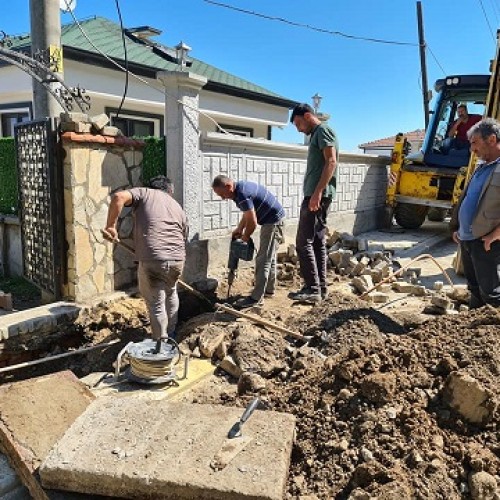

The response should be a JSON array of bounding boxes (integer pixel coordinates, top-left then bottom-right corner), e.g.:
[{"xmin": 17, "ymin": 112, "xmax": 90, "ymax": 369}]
[
  {"xmin": 175, "ymin": 41, "xmax": 192, "ymax": 69},
  {"xmin": 311, "ymin": 92, "xmax": 322, "ymax": 114}
]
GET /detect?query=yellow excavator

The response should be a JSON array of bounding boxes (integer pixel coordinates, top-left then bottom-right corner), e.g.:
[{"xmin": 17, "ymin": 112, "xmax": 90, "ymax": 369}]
[{"xmin": 385, "ymin": 31, "xmax": 500, "ymax": 230}]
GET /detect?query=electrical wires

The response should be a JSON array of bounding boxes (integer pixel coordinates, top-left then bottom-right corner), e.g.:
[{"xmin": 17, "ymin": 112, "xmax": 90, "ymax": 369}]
[
  {"xmin": 114, "ymin": 0, "xmax": 128, "ymax": 120},
  {"xmin": 477, "ymin": 0, "xmax": 496, "ymax": 42},
  {"xmin": 61, "ymin": 0, "xmax": 230, "ymax": 134},
  {"xmin": 203, "ymin": 0, "xmax": 418, "ymax": 47}
]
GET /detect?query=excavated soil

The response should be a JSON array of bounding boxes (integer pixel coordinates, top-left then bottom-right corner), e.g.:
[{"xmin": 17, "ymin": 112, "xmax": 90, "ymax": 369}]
[
  {"xmin": 181, "ymin": 292, "xmax": 500, "ymax": 499},
  {"xmin": 1, "ymin": 282, "xmax": 499, "ymax": 499}
]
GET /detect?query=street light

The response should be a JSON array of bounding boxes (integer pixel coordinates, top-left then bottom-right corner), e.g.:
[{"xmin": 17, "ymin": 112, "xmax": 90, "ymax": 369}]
[
  {"xmin": 175, "ymin": 41, "xmax": 192, "ymax": 69},
  {"xmin": 311, "ymin": 93, "xmax": 322, "ymax": 114}
]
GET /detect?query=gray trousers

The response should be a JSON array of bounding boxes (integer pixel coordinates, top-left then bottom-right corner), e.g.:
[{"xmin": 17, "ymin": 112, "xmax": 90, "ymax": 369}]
[
  {"xmin": 138, "ymin": 260, "xmax": 184, "ymax": 339},
  {"xmin": 251, "ymin": 222, "xmax": 284, "ymax": 302}
]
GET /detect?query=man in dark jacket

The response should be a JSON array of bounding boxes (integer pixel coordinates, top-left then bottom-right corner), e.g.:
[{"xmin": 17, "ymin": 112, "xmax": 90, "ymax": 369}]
[{"xmin": 450, "ymin": 118, "xmax": 500, "ymax": 308}]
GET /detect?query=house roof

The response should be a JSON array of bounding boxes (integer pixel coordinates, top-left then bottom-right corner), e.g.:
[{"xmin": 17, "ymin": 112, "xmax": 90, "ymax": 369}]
[
  {"xmin": 359, "ymin": 129, "xmax": 425, "ymax": 149},
  {"xmin": 7, "ymin": 16, "xmax": 297, "ymax": 108}
]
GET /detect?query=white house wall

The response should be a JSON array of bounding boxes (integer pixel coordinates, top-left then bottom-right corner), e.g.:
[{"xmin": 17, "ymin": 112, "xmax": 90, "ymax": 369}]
[{"xmin": 0, "ymin": 60, "xmax": 289, "ymax": 139}]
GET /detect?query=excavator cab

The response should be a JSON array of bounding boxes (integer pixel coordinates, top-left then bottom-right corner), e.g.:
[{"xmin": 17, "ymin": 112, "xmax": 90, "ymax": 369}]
[
  {"xmin": 386, "ymin": 75, "xmax": 489, "ymax": 229},
  {"xmin": 423, "ymin": 76, "xmax": 487, "ymax": 168}
]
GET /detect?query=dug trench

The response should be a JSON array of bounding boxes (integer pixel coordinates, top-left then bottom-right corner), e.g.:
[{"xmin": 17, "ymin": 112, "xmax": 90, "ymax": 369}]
[{"xmin": 0, "ymin": 276, "xmax": 499, "ymax": 499}]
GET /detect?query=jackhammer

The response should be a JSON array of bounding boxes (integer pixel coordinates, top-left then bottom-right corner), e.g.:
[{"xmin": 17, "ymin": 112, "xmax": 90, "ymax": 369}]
[{"xmin": 227, "ymin": 237, "xmax": 255, "ymax": 299}]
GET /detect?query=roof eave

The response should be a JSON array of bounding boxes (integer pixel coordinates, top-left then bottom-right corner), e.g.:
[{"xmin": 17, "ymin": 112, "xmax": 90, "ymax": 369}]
[{"xmin": 64, "ymin": 46, "xmax": 296, "ymax": 109}]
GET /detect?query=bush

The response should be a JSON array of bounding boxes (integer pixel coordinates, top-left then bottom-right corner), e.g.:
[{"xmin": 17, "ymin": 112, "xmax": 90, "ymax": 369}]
[
  {"xmin": 141, "ymin": 136, "xmax": 166, "ymax": 185},
  {"xmin": 0, "ymin": 138, "xmax": 18, "ymax": 214}
]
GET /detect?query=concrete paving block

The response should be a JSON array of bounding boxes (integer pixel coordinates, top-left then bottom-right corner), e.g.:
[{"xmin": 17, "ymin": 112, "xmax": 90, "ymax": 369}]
[
  {"xmin": 432, "ymin": 281, "xmax": 444, "ymax": 292},
  {"xmin": 60, "ymin": 112, "xmax": 89, "ymax": 123},
  {"xmin": 369, "ymin": 292, "xmax": 390, "ymax": 304},
  {"xmin": 40, "ymin": 398, "xmax": 296, "ymax": 500},
  {"xmin": 0, "ymin": 371, "xmax": 95, "ymax": 500},
  {"xmin": 90, "ymin": 113, "xmax": 109, "ymax": 131},
  {"xmin": 411, "ymin": 285, "xmax": 427, "ymax": 297},
  {"xmin": 431, "ymin": 295, "xmax": 452, "ymax": 310},
  {"xmin": 392, "ymin": 282, "xmax": 414, "ymax": 294},
  {"xmin": 101, "ymin": 125, "xmax": 123, "ymax": 137}
]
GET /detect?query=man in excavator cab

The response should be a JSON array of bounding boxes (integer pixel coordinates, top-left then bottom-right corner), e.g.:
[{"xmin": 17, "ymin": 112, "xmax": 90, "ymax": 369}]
[{"xmin": 441, "ymin": 103, "xmax": 482, "ymax": 154}]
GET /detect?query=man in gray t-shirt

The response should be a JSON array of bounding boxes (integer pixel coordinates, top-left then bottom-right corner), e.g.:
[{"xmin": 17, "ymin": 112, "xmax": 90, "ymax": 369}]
[{"xmin": 104, "ymin": 176, "xmax": 188, "ymax": 339}]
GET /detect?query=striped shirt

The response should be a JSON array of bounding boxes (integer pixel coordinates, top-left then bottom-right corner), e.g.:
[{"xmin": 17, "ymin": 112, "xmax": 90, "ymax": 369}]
[{"xmin": 234, "ymin": 181, "xmax": 285, "ymax": 225}]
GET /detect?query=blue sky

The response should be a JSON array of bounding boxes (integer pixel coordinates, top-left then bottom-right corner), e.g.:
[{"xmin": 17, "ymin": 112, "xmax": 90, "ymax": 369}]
[{"xmin": 2, "ymin": 0, "xmax": 499, "ymax": 150}]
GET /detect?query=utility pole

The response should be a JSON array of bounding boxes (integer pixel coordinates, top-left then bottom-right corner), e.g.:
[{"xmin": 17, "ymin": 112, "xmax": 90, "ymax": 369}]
[
  {"xmin": 416, "ymin": 1, "xmax": 430, "ymax": 129},
  {"xmin": 30, "ymin": 0, "xmax": 63, "ymax": 119}
]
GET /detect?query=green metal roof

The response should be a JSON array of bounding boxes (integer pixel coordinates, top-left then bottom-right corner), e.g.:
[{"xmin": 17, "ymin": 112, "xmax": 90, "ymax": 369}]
[{"xmin": 9, "ymin": 16, "xmax": 295, "ymax": 107}]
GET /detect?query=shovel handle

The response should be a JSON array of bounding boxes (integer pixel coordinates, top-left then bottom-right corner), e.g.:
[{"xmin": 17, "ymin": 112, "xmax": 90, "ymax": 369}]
[{"xmin": 240, "ymin": 397, "xmax": 260, "ymax": 425}]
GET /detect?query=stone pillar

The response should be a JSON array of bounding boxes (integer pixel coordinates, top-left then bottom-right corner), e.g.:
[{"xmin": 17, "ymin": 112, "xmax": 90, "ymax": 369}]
[
  {"xmin": 157, "ymin": 71, "xmax": 207, "ymax": 240},
  {"xmin": 61, "ymin": 132, "xmax": 144, "ymax": 303}
]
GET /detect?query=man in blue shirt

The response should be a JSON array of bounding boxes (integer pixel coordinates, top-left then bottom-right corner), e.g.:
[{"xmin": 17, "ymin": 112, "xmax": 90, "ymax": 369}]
[
  {"xmin": 450, "ymin": 118, "xmax": 500, "ymax": 308},
  {"xmin": 212, "ymin": 175, "xmax": 285, "ymax": 309}
]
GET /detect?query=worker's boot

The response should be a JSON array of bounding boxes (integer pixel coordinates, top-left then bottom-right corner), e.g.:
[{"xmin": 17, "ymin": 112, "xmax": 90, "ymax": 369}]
[{"xmin": 289, "ymin": 286, "xmax": 321, "ymax": 304}]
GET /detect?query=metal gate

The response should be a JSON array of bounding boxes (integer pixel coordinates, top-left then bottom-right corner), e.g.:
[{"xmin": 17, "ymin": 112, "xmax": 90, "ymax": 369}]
[{"xmin": 15, "ymin": 119, "xmax": 64, "ymax": 299}]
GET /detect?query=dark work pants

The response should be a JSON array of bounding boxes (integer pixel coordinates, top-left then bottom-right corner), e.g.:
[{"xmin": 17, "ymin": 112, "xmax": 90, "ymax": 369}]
[
  {"xmin": 460, "ymin": 239, "xmax": 500, "ymax": 308},
  {"xmin": 296, "ymin": 197, "xmax": 332, "ymax": 293}
]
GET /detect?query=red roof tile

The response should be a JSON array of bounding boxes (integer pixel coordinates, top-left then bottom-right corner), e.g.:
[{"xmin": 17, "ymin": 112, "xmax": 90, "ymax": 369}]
[{"xmin": 359, "ymin": 129, "xmax": 425, "ymax": 149}]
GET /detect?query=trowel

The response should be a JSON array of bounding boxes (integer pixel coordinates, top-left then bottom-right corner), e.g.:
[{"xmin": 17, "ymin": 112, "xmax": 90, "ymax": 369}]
[{"xmin": 210, "ymin": 398, "xmax": 260, "ymax": 471}]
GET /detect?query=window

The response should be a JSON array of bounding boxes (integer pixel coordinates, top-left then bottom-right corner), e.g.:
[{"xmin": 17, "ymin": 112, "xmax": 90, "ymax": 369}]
[
  {"xmin": 113, "ymin": 116, "xmax": 155, "ymax": 137},
  {"xmin": 1, "ymin": 112, "xmax": 30, "ymax": 137},
  {"xmin": 106, "ymin": 108, "xmax": 162, "ymax": 137},
  {"xmin": 219, "ymin": 124, "xmax": 254, "ymax": 137}
]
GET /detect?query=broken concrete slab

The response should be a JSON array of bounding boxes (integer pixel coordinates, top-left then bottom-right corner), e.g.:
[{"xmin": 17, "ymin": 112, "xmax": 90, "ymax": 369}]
[
  {"xmin": 40, "ymin": 398, "xmax": 296, "ymax": 500},
  {"xmin": 443, "ymin": 371, "xmax": 497, "ymax": 425},
  {"xmin": 0, "ymin": 371, "xmax": 95, "ymax": 500},
  {"xmin": 219, "ymin": 355, "xmax": 242, "ymax": 379},
  {"xmin": 0, "ymin": 302, "xmax": 81, "ymax": 340}
]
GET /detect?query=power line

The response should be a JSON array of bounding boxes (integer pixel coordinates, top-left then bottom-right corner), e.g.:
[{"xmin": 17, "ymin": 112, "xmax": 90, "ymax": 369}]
[
  {"xmin": 62, "ymin": 0, "xmax": 230, "ymax": 134},
  {"xmin": 203, "ymin": 0, "xmax": 418, "ymax": 47},
  {"xmin": 427, "ymin": 45, "xmax": 447, "ymax": 75},
  {"xmin": 488, "ymin": 0, "xmax": 500, "ymax": 25},
  {"xmin": 114, "ymin": 0, "xmax": 129, "ymax": 120},
  {"xmin": 477, "ymin": 0, "xmax": 496, "ymax": 41}
]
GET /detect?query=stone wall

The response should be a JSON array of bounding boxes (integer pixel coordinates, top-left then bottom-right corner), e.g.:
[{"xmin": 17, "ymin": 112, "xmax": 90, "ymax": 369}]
[
  {"xmin": 190, "ymin": 133, "xmax": 390, "ymax": 280},
  {"xmin": 61, "ymin": 132, "xmax": 144, "ymax": 302},
  {"xmin": 0, "ymin": 216, "xmax": 22, "ymax": 277}
]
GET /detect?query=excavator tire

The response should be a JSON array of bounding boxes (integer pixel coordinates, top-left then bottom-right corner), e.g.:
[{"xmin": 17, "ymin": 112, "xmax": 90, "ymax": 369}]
[{"xmin": 394, "ymin": 203, "xmax": 429, "ymax": 230}]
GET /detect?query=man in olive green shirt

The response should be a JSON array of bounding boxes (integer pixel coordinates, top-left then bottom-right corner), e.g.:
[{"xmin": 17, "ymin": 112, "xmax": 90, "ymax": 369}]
[{"xmin": 289, "ymin": 103, "xmax": 339, "ymax": 303}]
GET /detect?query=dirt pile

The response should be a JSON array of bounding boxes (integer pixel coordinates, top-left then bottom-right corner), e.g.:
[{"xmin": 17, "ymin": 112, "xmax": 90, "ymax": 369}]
[
  {"xmin": 191, "ymin": 293, "xmax": 499, "ymax": 499},
  {"xmin": 1, "ymin": 298, "xmax": 150, "ymax": 383}
]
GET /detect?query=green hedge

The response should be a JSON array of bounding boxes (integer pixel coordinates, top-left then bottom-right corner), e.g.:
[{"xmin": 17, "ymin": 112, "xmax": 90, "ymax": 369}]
[
  {"xmin": 141, "ymin": 136, "xmax": 166, "ymax": 185},
  {"xmin": 0, "ymin": 138, "xmax": 18, "ymax": 215}
]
